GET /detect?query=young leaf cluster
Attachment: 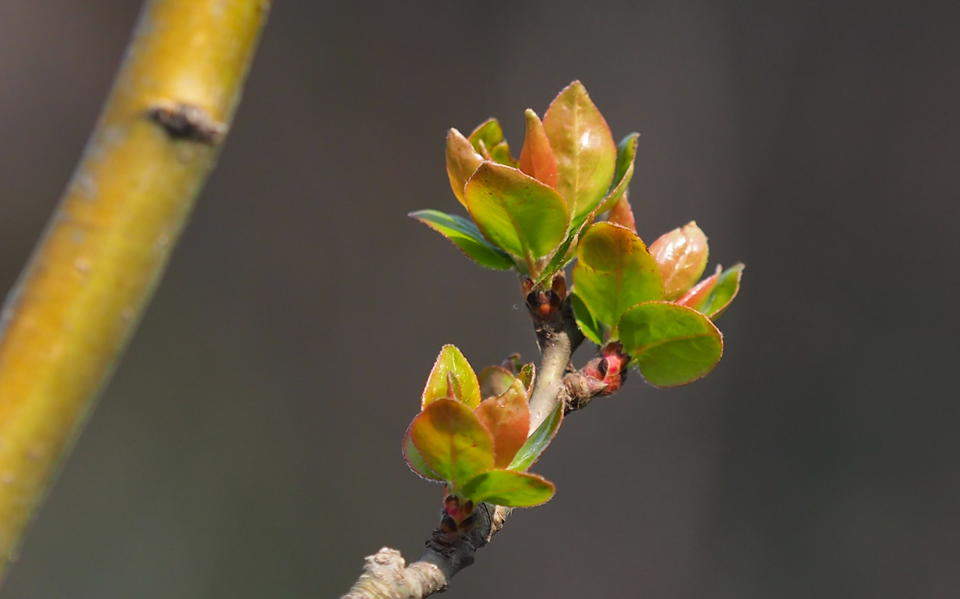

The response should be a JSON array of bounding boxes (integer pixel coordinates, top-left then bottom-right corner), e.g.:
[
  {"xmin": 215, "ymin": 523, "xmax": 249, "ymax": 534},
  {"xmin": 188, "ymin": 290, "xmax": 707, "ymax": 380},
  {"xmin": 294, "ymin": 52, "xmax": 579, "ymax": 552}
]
[
  {"xmin": 402, "ymin": 346, "xmax": 562, "ymax": 514},
  {"xmin": 404, "ymin": 82, "xmax": 746, "ymax": 522},
  {"xmin": 411, "ymin": 80, "xmax": 628, "ymax": 280}
]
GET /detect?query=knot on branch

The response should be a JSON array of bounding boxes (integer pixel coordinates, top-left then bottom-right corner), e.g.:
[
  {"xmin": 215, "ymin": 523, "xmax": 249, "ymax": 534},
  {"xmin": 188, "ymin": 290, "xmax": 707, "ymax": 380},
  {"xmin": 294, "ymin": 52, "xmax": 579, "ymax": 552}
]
[
  {"xmin": 147, "ymin": 101, "xmax": 226, "ymax": 145},
  {"xmin": 340, "ymin": 547, "xmax": 446, "ymax": 599}
]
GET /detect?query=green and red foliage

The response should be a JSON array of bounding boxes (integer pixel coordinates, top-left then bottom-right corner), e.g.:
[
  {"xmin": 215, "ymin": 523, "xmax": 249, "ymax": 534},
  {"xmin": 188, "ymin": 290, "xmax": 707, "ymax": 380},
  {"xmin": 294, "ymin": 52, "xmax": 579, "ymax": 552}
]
[{"xmin": 406, "ymin": 80, "xmax": 745, "ymax": 516}]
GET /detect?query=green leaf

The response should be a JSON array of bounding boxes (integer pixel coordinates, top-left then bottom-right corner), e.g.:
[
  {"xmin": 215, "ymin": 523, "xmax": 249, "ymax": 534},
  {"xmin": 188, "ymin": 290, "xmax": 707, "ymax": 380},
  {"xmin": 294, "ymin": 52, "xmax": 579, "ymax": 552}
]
[
  {"xmin": 543, "ymin": 81, "xmax": 617, "ymax": 220},
  {"xmin": 409, "ymin": 398, "xmax": 495, "ymax": 488},
  {"xmin": 464, "ymin": 162, "xmax": 570, "ymax": 272},
  {"xmin": 534, "ymin": 203, "xmax": 601, "ymax": 286},
  {"xmin": 572, "ymin": 222, "xmax": 664, "ymax": 334},
  {"xmin": 474, "ymin": 380, "xmax": 530, "ymax": 468},
  {"xmin": 469, "ymin": 118, "xmax": 505, "ymax": 156},
  {"xmin": 478, "ymin": 365, "xmax": 517, "ymax": 399},
  {"xmin": 618, "ymin": 301, "xmax": 723, "ymax": 387},
  {"xmin": 445, "ymin": 128, "xmax": 484, "ymax": 208},
  {"xmin": 508, "ymin": 403, "xmax": 563, "ymax": 471},
  {"xmin": 518, "ymin": 362, "xmax": 535, "ymax": 393},
  {"xmin": 409, "ymin": 209, "xmax": 514, "ymax": 270},
  {"xmin": 597, "ymin": 133, "xmax": 639, "ymax": 214},
  {"xmin": 460, "ymin": 469, "xmax": 555, "ymax": 507},
  {"xmin": 570, "ymin": 292, "xmax": 604, "ymax": 345},
  {"xmin": 402, "ymin": 432, "xmax": 443, "ymax": 482},
  {"xmin": 488, "ymin": 141, "xmax": 516, "ymax": 167},
  {"xmin": 422, "ymin": 345, "xmax": 481, "ymax": 409},
  {"xmin": 677, "ymin": 263, "xmax": 745, "ymax": 319}
]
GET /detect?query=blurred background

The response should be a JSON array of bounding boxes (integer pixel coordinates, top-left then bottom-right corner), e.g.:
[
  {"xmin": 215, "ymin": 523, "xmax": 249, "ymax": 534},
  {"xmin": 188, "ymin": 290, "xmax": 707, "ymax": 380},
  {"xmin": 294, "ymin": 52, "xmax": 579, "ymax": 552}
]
[{"xmin": 2, "ymin": 1, "xmax": 959, "ymax": 597}]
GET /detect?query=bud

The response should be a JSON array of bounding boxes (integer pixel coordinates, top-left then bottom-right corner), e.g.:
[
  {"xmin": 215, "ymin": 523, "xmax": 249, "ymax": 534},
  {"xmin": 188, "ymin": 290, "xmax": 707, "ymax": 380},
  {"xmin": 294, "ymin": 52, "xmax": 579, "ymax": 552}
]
[
  {"xmin": 580, "ymin": 342, "xmax": 630, "ymax": 396},
  {"xmin": 648, "ymin": 221, "xmax": 709, "ymax": 299}
]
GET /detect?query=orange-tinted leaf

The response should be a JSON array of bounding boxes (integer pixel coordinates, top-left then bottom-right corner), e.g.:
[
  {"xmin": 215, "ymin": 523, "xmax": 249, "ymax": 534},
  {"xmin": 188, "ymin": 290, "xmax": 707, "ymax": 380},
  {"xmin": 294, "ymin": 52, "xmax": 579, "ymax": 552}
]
[
  {"xmin": 445, "ymin": 128, "xmax": 484, "ymax": 208},
  {"xmin": 474, "ymin": 380, "xmax": 530, "ymax": 468},
  {"xmin": 422, "ymin": 344, "xmax": 481, "ymax": 409},
  {"xmin": 649, "ymin": 221, "xmax": 709, "ymax": 300},
  {"xmin": 543, "ymin": 81, "xmax": 617, "ymax": 219},
  {"xmin": 518, "ymin": 109, "xmax": 558, "ymax": 188},
  {"xmin": 607, "ymin": 191, "xmax": 636, "ymax": 232},
  {"xmin": 409, "ymin": 398, "xmax": 495, "ymax": 488}
]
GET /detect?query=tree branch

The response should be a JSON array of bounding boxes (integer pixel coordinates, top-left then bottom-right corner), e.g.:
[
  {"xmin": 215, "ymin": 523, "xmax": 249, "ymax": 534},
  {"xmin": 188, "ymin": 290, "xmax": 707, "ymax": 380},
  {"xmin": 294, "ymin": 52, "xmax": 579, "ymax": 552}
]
[
  {"xmin": 0, "ymin": 0, "xmax": 270, "ymax": 581},
  {"xmin": 341, "ymin": 282, "xmax": 620, "ymax": 599}
]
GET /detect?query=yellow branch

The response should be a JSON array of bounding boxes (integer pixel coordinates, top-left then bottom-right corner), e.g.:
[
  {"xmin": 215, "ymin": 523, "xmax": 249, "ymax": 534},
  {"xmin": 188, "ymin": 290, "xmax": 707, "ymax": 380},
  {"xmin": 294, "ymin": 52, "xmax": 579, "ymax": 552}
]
[{"xmin": 0, "ymin": 0, "xmax": 270, "ymax": 579}]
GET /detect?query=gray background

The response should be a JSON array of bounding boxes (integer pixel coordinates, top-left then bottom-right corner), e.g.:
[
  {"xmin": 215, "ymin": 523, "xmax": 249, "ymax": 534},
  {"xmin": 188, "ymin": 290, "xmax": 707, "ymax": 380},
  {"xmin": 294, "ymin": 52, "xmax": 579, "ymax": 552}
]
[{"xmin": 2, "ymin": 1, "xmax": 959, "ymax": 597}]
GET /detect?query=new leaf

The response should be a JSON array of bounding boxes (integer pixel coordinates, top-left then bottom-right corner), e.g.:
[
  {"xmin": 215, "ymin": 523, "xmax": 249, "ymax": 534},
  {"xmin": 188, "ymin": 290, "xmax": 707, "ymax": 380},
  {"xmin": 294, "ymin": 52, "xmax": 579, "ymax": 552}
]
[
  {"xmin": 464, "ymin": 162, "xmax": 570, "ymax": 273},
  {"xmin": 422, "ymin": 345, "xmax": 481, "ymax": 409},
  {"xmin": 460, "ymin": 469, "xmax": 555, "ymax": 507},
  {"xmin": 677, "ymin": 263, "xmax": 745, "ymax": 319},
  {"xmin": 409, "ymin": 209, "xmax": 514, "ymax": 271},
  {"xmin": 409, "ymin": 398, "xmax": 495, "ymax": 488},
  {"xmin": 618, "ymin": 301, "xmax": 723, "ymax": 387},
  {"xmin": 572, "ymin": 222, "xmax": 663, "ymax": 336}
]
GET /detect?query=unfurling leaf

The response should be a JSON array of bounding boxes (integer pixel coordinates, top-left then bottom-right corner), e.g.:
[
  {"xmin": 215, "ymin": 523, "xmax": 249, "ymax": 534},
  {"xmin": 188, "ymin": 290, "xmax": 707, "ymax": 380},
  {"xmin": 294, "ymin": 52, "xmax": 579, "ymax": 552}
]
[
  {"xmin": 474, "ymin": 380, "xmax": 530, "ymax": 467},
  {"xmin": 488, "ymin": 141, "xmax": 516, "ymax": 166},
  {"xmin": 469, "ymin": 118, "xmax": 505, "ymax": 157},
  {"xmin": 460, "ymin": 469, "xmax": 555, "ymax": 507},
  {"xmin": 422, "ymin": 345, "xmax": 481, "ymax": 409},
  {"xmin": 571, "ymin": 292, "xmax": 603, "ymax": 345},
  {"xmin": 445, "ymin": 128, "xmax": 484, "ymax": 207},
  {"xmin": 478, "ymin": 365, "xmax": 517, "ymax": 399},
  {"xmin": 518, "ymin": 109, "xmax": 559, "ymax": 188},
  {"xmin": 518, "ymin": 362, "xmax": 536, "ymax": 393},
  {"xmin": 409, "ymin": 209, "xmax": 514, "ymax": 270},
  {"xmin": 572, "ymin": 222, "xmax": 663, "ymax": 334},
  {"xmin": 597, "ymin": 133, "xmax": 639, "ymax": 214},
  {"xmin": 402, "ymin": 433, "xmax": 443, "ymax": 482},
  {"xmin": 606, "ymin": 190, "xmax": 636, "ymax": 232},
  {"xmin": 618, "ymin": 301, "xmax": 723, "ymax": 387},
  {"xmin": 543, "ymin": 81, "xmax": 617, "ymax": 219},
  {"xmin": 464, "ymin": 162, "xmax": 570, "ymax": 272},
  {"xmin": 677, "ymin": 263, "xmax": 745, "ymax": 319},
  {"xmin": 508, "ymin": 403, "xmax": 563, "ymax": 471},
  {"xmin": 649, "ymin": 221, "xmax": 709, "ymax": 300},
  {"xmin": 409, "ymin": 398, "xmax": 495, "ymax": 488}
]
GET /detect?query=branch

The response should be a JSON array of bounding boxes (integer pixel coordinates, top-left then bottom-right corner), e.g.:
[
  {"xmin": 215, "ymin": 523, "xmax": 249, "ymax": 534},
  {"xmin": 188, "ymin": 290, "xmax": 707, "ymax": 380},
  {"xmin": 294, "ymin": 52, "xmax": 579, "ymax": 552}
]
[
  {"xmin": 0, "ymin": 0, "xmax": 270, "ymax": 580},
  {"xmin": 341, "ymin": 278, "xmax": 626, "ymax": 599}
]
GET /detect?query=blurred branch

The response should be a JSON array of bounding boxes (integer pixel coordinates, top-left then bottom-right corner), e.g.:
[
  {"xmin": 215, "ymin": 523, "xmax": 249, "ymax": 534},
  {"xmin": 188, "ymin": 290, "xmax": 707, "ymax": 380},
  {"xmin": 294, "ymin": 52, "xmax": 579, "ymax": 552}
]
[
  {"xmin": 0, "ymin": 0, "xmax": 269, "ymax": 580},
  {"xmin": 342, "ymin": 289, "xmax": 617, "ymax": 599}
]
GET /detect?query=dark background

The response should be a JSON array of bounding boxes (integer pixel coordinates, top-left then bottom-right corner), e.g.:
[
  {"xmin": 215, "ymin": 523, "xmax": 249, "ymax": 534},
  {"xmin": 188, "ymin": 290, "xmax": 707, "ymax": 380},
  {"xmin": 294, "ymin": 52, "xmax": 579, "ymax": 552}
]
[{"xmin": 2, "ymin": 1, "xmax": 959, "ymax": 597}]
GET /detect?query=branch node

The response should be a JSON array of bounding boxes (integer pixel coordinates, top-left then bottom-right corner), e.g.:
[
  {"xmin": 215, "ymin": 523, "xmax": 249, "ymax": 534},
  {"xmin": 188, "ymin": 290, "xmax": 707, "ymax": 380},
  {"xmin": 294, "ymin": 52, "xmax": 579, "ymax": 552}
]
[{"xmin": 147, "ymin": 101, "xmax": 226, "ymax": 145}]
